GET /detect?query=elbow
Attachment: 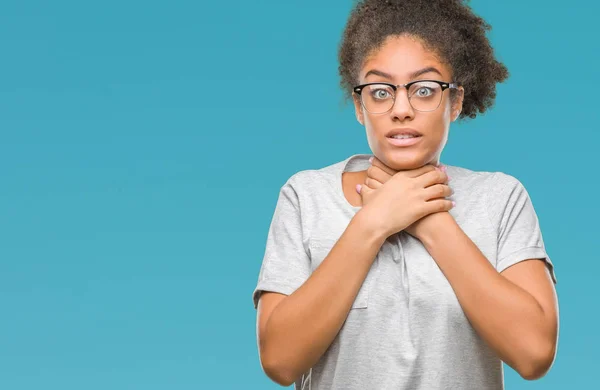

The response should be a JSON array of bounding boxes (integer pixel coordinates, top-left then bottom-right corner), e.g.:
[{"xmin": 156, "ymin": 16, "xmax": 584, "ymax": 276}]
[
  {"xmin": 258, "ymin": 321, "xmax": 299, "ymax": 386},
  {"xmin": 260, "ymin": 355, "xmax": 297, "ymax": 387},
  {"xmin": 517, "ymin": 342, "xmax": 557, "ymax": 381},
  {"xmin": 519, "ymin": 362, "xmax": 552, "ymax": 381}
]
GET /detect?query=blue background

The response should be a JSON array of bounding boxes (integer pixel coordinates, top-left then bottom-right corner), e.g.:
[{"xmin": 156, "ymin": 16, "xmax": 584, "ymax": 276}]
[{"xmin": 0, "ymin": 0, "xmax": 597, "ymax": 388}]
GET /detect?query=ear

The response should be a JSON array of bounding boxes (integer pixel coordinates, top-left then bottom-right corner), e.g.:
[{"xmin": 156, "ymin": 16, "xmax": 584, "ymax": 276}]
[
  {"xmin": 352, "ymin": 92, "xmax": 365, "ymax": 126},
  {"xmin": 451, "ymin": 86, "xmax": 465, "ymax": 122}
]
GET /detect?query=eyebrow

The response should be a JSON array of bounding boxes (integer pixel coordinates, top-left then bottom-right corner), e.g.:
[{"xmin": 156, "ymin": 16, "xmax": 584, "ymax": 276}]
[{"xmin": 364, "ymin": 66, "xmax": 443, "ymax": 81}]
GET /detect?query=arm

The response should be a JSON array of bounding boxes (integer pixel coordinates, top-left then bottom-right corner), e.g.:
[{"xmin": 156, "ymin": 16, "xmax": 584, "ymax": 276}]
[
  {"xmin": 257, "ymin": 210, "xmax": 386, "ymax": 386},
  {"xmin": 419, "ymin": 213, "xmax": 559, "ymax": 380}
]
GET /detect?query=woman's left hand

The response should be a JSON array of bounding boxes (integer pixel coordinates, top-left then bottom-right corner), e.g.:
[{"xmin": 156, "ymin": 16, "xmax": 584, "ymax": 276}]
[{"xmin": 360, "ymin": 156, "xmax": 452, "ymax": 241}]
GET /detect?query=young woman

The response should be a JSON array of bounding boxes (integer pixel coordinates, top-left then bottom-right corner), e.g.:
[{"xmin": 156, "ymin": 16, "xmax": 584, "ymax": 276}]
[{"xmin": 252, "ymin": 1, "xmax": 559, "ymax": 388}]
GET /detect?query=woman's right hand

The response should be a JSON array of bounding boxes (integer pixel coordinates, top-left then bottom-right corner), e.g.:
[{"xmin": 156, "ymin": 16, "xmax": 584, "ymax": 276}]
[{"xmin": 357, "ymin": 164, "xmax": 454, "ymax": 239}]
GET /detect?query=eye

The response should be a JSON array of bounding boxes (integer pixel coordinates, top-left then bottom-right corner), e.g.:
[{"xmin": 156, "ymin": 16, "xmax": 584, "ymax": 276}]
[
  {"xmin": 409, "ymin": 81, "xmax": 441, "ymax": 98},
  {"xmin": 369, "ymin": 87, "xmax": 393, "ymax": 100},
  {"xmin": 415, "ymin": 87, "xmax": 433, "ymax": 97}
]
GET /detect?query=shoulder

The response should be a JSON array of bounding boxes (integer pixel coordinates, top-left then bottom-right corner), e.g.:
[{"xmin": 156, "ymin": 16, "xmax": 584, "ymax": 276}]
[
  {"xmin": 280, "ymin": 157, "xmax": 347, "ymax": 192},
  {"xmin": 445, "ymin": 164, "xmax": 495, "ymax": 192},
  {"xmin": 446, "ymin": 165, "xmax": 529, "ymax": 220},
  {"xmin": 460, "ymin": 168, "xmax": 534, "ymax": 224},
  {"xmin": 447, "ymin": 164, "xmax": 522, "ymax": 192},
  {"xmin": 486, "ymin": 171, "xmax": 529, "ymax": 200}
]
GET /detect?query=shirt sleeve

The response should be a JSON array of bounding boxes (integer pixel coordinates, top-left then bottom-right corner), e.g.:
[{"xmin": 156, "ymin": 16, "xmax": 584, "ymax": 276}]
[
  {"xmin": 489, "ymin": 172, "xmax": 557, "ymax": 284},
  {"xmin": 252, "ymin": 177, "xmax": 311, "ymax": 309}
]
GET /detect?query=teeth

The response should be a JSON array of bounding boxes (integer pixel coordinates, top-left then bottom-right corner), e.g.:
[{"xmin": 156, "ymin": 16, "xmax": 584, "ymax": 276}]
[{"xmin": 392, "ymin": 134, "xmax": 417, "ymax": 139}]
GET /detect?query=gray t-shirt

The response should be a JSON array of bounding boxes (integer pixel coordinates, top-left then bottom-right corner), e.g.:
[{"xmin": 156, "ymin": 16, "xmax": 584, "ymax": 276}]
[{"xmin": 252, "ymin": 153, "xmax": 557, "ymax": 390}]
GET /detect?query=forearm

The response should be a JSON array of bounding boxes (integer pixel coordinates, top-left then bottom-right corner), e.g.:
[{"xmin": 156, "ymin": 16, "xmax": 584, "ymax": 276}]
[
  {"xmin": 263, "ymin": 210, "xmax": 386, "ymax": 385},
  {"xmin": 420, "ymin": 214, "xmax": 554, "ymax": 379}
]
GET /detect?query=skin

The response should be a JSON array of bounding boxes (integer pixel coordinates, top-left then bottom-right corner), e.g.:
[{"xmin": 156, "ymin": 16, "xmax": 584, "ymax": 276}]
[
  {"xmin": 363, "ymin": 159, "xmax": 559, "ymax": 378},
  {"xmin": 344, "ymin": 33, "xmax": 462, "ymax": 238},
  {"xmin": 255, "ymin": 33, "xmax": 558, "ymax": 385},
  {"xmin": 350, "ymin": 34, "xmax": 559, "ymax": 379},
  {"xmin": 348, "ymin": 34, "xmax": 462, "ymax": 181}
]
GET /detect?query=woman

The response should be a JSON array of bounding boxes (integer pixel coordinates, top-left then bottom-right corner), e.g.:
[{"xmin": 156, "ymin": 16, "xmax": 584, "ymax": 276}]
[{"xmin": 252, "ymin": 0, "xmax": 559, "ymax": 388}]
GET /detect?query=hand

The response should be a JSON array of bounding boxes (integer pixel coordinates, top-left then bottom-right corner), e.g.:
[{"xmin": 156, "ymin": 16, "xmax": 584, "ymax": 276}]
[{"xmin": 356, "ymin": 156, "xmax": 454, "ymax": 241}]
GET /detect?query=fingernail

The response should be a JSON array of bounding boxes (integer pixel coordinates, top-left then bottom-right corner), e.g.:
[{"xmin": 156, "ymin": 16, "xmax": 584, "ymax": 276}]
[
  {"xmin": 356, "ymin": 184, "xmax": 362, "ymax": 194},
  {"xmin": 447, "ymin": 175, "xmax": 451, "ymax": 180},
  {"xmin": 369, "ymin": 156, "xmax": 373, "ymax": 163},
  {"xmin": 452, "ymin": 201, "xmax": 456, "ymax": 207}
]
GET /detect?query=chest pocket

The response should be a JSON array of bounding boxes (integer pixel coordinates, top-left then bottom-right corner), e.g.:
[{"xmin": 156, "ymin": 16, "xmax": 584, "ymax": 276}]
[{"xmin": 308, "ymin": 238, "xmax": 380, "ymax": 309}]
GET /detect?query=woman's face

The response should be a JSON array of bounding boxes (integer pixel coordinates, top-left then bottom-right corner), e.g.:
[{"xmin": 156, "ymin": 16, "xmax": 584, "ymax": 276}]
[{"xmin": 353, "ymin": 35, "xmax": 464, "ymax": 171}]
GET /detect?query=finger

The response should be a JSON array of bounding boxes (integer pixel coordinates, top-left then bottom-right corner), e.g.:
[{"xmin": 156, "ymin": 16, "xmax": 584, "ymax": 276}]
[
  {"xmin": 364, "ymin": 177, "xmax": 383, "ymax": 189},
  {"xmin": 356, "ymin": 183, "xmax": 375, "ymax": 196},
  {"xmin": 423, "ymin": 183, "xmax": 454, "ymax": 201},
  {"xmin": 356, "ymin": 182, "xmax": 376, "ymax": 194},
  {"xmin": 415, "ymin": 167, "xmax": 449, "ymax": 188},
  {"xmin": 423, "ymin": 198, "xmax": 456, "ymax": 214},
  {"xmin": 366, "ymin": 165, "xmax": 392, "ymax": 184}
]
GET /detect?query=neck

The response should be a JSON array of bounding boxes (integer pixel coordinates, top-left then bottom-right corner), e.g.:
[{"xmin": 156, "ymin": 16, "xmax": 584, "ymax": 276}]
[{"xmin": 375, "ymin": 157, "xmax": 441, "ymax": 173}]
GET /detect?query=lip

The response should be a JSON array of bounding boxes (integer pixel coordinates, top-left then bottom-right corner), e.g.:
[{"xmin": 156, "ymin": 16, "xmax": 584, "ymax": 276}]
[
  {"xmin": 385, "ymin": 128, "xmax": 423, "ymax": 137},
  {"xmin": 386, "ymin": 135, "xmax": 423, "ymax": 147}
]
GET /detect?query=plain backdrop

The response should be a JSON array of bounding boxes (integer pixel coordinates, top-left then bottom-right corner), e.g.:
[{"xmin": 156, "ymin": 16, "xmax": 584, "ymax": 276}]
[{"xmin": 0, "ymin": 0, "xmax": 598, "ymax": 389}]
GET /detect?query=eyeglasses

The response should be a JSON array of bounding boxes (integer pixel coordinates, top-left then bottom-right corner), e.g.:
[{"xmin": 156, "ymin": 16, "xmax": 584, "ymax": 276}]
[{"xmin": 353, "ymin": 80, "xmax": 461, "ymax": 114}]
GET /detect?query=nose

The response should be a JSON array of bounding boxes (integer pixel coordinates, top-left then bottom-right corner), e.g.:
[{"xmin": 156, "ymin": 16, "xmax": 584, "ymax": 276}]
[{"xmin": 390, "ymin": 88, "xmax": 415, "ymax": 121}]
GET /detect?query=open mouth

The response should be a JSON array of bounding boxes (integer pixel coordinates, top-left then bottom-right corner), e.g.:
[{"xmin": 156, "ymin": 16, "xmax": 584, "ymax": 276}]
[{"xmin": 386, "ymin": 135, "xmax": 423, "ymax": 147}]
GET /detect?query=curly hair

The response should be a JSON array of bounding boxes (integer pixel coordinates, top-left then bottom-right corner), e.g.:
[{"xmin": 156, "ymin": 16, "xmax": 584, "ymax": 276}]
[{"xmin": 338, "ymin": 0, "xmax": 509, "ymax": 120}]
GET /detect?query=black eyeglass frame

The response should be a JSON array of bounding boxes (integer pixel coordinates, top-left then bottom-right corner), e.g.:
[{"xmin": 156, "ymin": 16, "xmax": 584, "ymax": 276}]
[{"xmin": 353, "ymin": 80, "xmax": 462, "ymax": 113}]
